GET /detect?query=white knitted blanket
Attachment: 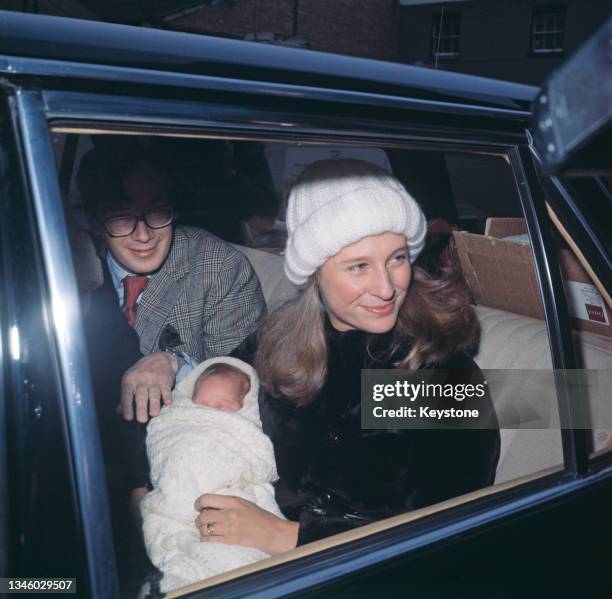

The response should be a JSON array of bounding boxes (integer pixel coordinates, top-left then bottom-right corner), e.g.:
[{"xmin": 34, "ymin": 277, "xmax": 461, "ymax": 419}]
[{"xmin": 140, "ymin": 357, "xmax": 283, "ymax": 593}]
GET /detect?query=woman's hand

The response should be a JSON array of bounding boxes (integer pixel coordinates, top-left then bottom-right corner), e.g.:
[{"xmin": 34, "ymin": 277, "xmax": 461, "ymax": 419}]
[{"xmin": 194, "ymin": 494, "xmax": 299, "ymax": 555}]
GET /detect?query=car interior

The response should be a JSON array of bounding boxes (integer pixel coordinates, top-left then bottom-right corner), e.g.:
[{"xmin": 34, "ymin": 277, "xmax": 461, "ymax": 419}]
[{"xmin": 53, "ymin": 130, "xmax": 612, "ymax": 596}]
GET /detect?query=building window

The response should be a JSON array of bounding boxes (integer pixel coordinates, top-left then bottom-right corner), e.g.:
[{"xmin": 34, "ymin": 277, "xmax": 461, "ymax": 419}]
[
  {"xmin": 432, "ymin": 11, "xmax": 460, "ymax": 59},
  {"xmin": 532, "ymin": 7, "xmax": 566, "ymax": 53}
]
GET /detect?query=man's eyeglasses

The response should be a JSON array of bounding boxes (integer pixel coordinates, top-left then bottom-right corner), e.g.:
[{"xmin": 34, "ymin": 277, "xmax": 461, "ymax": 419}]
[{"xmin": 100, "ymin": 206, "xmax": 174, "ymax": 237}]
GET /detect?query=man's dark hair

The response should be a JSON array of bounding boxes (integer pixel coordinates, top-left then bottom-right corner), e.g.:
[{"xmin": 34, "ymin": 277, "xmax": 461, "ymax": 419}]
[{"xmin": 76, "ymin": 139, "xmax": 167, "ymax": 218}]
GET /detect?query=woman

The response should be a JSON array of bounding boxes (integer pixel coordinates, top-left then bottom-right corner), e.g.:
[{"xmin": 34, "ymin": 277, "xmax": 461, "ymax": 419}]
[{"xmin": 194, "ymin": 158, "xmax": 500, "ymax": 554}]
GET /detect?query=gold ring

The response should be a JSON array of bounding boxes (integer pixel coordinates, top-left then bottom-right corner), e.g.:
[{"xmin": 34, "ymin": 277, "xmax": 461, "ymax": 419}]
[{"xmin": 206, "ymin": 522, "xmax": 215, "ymax": 536}]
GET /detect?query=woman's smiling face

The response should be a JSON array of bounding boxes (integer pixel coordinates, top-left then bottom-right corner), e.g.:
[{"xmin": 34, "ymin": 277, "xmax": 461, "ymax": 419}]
[{"xmin": 318, "ymin": 232, "xmax": 411, "ymax": 334}]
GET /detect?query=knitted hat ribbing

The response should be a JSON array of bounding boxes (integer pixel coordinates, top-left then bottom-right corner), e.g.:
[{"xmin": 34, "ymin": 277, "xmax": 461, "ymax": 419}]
[{"xmin": 284, "ymin": 158, "xmax": 427, "ymax": 285}]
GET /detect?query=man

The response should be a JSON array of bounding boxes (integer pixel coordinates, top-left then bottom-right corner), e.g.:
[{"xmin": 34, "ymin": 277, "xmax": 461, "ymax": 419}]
[{"xmin": 77, "ymin": 143, "xmax": 266, "ymax": 423}]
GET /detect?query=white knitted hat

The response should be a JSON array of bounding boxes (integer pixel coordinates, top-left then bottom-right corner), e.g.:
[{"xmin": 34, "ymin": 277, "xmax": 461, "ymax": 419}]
[{"xmin": 284, "ymin": 158, "xmax": 427, "ymax": 285}]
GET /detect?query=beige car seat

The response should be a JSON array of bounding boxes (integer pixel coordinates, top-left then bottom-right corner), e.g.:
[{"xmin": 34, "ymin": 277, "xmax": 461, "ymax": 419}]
[
  {"xmin": 69, "ymin": 228, "xmax": 104, "ymax": 313},
  {"xmin": 233, "ymin": 245, "xmax": 298, "ymax": 312}
]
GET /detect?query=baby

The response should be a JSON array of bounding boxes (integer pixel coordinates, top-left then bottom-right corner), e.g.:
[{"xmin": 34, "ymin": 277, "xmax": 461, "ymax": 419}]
[
  {"xmin": 140, "ymin": 357, "xmax": 284, "ymax": 593},
  {"xmin": 191, "ymin": 362, "xmax": 250, "ymax": 412}
]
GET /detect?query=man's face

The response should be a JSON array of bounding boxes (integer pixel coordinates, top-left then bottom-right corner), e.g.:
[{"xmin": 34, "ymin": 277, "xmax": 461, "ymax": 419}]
[{"xmin": 97, "ymin": 163, "xmax": 173, "ymax": 275}]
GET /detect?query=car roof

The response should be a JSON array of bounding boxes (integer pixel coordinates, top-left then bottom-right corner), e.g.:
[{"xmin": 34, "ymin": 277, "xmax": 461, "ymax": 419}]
[{"xmin": 0, "ymin": 11, "xmax": 537, "ymax": 113}]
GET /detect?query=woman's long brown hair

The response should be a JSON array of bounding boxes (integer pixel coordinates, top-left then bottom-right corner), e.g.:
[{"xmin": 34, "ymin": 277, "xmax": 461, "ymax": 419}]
[{"xmin": 254, "ymin": 264, "xmax": 479, "ymax": 406}]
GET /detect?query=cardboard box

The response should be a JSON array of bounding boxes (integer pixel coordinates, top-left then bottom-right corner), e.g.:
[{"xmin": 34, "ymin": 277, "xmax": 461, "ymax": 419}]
[{"xmin": 453, "ymin": 218, "xmax": 612, "ymax": 338}]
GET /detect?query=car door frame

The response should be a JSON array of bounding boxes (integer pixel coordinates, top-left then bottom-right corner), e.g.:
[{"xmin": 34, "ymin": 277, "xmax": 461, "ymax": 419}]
[{"xmin": 4, "ymin": 68, "xmax": 612, "ymax": 597}]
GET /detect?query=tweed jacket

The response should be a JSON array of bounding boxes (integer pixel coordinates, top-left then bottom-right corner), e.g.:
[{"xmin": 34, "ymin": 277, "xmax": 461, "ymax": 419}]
[{"xmin": 129, "ymin": 225, "xmax": 265, "ymax": 361}]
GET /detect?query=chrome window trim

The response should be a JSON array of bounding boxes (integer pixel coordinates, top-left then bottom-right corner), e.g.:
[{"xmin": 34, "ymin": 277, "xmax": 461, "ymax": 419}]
[
  {"xmin": 14, "ymin": 90, "xmax": 118, "ymax": 598},
  {"xmin": 0, "ymin": 227, "xmax": 7, "ymax": 581},
  {"xmin": 546, "ymin": 175, "xmax": 612, "ymax": 279},
  {"xmin": 0, "ymin": 55, "xmax": 533, "ymax": 120},
  {"xmin": 41, "ymin": 90, "xmax": 528, "ymax": 148},
  {"xmin": 508, "ymin": 145, "xmax": 591, "ymax": 475}
]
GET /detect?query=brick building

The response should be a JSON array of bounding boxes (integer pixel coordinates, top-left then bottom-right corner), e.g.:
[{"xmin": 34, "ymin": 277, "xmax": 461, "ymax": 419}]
[
  {"xmin": 6, "ymin": 0, "xmax": 610, "ymax": 82},
  {"xmin": 164, "ymin": 0, "xmax": 399, "ymax": 61},
  {"xmin": 398, "ymin": 0, "xmax": 611, "ymax": 84}
]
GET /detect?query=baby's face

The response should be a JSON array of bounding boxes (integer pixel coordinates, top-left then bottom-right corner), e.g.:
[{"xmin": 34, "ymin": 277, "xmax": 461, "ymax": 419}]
[{"xmin": 191, "ymin": 373, "xmax": 246, "ymax": 412}]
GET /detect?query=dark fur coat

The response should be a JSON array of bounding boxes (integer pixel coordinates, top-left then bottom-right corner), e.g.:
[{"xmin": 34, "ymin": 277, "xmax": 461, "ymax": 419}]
[{"xmin": 234, "ymin": 321, "xmax": 500, "ymax": 545}]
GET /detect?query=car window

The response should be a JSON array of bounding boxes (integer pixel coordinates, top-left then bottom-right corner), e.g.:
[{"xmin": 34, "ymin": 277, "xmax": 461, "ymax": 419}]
[
  {"xmin": 43, "ymin": 127, "xmax": 579, "ymax": 595},
  {"xmin": 545, "ymin": 178, "xmax": 612, "ymax": 459}
]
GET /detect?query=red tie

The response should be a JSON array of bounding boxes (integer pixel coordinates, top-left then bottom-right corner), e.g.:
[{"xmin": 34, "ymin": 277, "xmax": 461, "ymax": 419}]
[{"xmin": 122, "ymin": 275, "xmax": 149, "ymax": 327}]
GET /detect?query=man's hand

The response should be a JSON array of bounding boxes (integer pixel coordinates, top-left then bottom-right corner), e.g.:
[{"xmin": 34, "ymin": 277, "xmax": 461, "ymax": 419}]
[{"xmin": 120, "ymin": 352, "xmax": 178, "ymax": 422}]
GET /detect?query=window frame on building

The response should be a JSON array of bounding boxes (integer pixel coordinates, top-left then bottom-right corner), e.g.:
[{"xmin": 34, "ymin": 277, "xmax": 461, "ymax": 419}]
[
  {"xmin": 531, "ymin": 5, "xmax": 567, "ymax": 55},
  {"xmin": 431, "ymin": 9, "xmax": 461, "ymax": 59}
]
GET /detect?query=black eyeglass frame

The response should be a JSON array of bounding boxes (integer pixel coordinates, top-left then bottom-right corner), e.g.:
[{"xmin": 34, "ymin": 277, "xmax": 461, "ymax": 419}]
[{"xmin": 99, "ymin": 206, "xmax": 175, "ymax": 238}]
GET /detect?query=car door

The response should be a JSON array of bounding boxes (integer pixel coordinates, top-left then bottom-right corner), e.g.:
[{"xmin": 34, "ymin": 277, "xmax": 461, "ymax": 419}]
[
  {"xmin": 1, "ymin": 15, "xmax": 611, "ymax": 598},
  {"xmin": 0, "ymin": 91, "xmax": 104, "ymax": 596}
]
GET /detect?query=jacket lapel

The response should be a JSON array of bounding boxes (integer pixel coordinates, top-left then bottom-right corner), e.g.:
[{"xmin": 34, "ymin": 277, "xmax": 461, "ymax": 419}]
[{"xmin": 134, "ymin": 227, "xmax": 190, "ymax": 355}]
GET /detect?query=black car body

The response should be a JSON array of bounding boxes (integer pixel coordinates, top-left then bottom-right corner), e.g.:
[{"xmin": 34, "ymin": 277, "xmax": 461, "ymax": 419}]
[{"xmin": 0, "ymin": 10, "xmax": 610, "ymax": 599}]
